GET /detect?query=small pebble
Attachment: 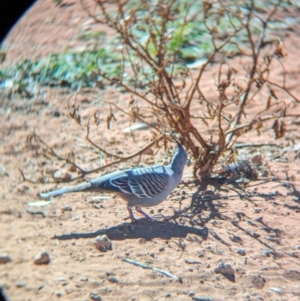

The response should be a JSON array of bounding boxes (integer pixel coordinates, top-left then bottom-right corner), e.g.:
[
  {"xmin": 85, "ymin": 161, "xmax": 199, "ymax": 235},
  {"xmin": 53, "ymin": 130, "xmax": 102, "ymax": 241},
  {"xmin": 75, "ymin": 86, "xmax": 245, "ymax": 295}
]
[
  {"xmin": 53, "ymin": 170, "xmax": 72, "ymax": 181},
  {"xmin": 16, "ymin": 282, "xmax": 26, "ymax": 288},
  {"xmin": 263, "ymin": 249, "xmax": 275, "ymax": 257},
  {"xmin": 214, "ymin": 263, "xmax": 235, "ymax": 275},
  {"xmin": 256, "ymin": 216, "xmax": 263, "ymax": 222},
  {"xmin": 149, "ymin": 253, "xmax": 156, "ymax": 258},
  {"xmin": 80, "ymin": 277, "xmax": 88, "ymax": 282},
  {"xmin": 94, "ymin": 235, "xmax": 112, "ymax": 252},
  {"xmin": 108, "ymin": 277, "xmax": 118, "ymax": 283},
  {"xmin": 165, "ymin": 293, "xmax": 171, "ymax": 297},
  {"xmin": 188, "ymin": 291, "xmax": 195, "ymax": 296},
  {"xmin": 61, "ymin": 205, "xmax": 73, "ymax": 212},
  {"xmin": 0, "ymin": 253, "xmax": 12, "ymax": 264},
  {"xmin": 90, "ymin": 292, "xmax": 102, "ymax": 301},
  {"xmin": 185, "ymin": 259, "xmax": 200, "ymax": 264},
  {"xmin": 34, "ymin": 251, "xmax": 50, "ymax": 265},
  {"xmin": 55, "ymin": 291, "xmax": 62, "ymax": 297},
  {"xmin": 159, "ymin": 247, "xmax": 165, "ymax": 252},
  {"xmin": 236, "ymin": 248, "xmax": 246, "ymax": 256},
  {"xmin": 252, "ymin": 232, "xmax": 260, "ymax": 238},
  {"xmin": 58, "ymin": 278, "xmax": 68, "ymax": 286},
  {"xmin": 230, "ymin": 235, "xmax": 242, "ymax": 243}
]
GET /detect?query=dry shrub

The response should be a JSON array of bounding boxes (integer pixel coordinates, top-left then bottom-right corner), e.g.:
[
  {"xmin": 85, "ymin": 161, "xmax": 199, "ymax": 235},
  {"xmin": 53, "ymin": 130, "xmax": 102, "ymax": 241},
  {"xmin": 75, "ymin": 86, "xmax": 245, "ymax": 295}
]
[
  {"xmin": 25, "ymin": 0, "xmax": 300, "ymax": 183},
  {"xmin": 78, "ymin": 0, "xmax": 298, "ymax": 178}
]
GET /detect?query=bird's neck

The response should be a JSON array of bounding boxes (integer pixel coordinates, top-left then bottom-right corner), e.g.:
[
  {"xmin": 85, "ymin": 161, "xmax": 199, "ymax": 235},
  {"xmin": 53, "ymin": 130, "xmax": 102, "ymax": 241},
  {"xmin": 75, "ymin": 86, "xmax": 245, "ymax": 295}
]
[{"xmin": 169, "ymin": 156, "xmax": 183, "ymax": 176}]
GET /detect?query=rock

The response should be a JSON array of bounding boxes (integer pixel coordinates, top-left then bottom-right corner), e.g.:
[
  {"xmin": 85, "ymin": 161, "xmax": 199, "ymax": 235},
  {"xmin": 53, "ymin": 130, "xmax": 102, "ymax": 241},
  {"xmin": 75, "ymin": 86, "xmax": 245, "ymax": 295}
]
[
  {"xmin": 61, "ymin": 205, "xmax": 73, "ymax": 212},
  {"xmin": 34, "ymin": 251, "xmax": 51, "ymax": 264},
  {"xmin": 214, "ymin": 263, "xmax": 235, "ymax": 275},
  {"xmin": 16, "ymin": 282, "xmax": 26, "ymax": 287},
  {"xmin": 263, "ymin": 249, "xmax": 275, "ymax": 257},
  {"xmin": 94, "ymin": 235, "xmax": 112, "ymax": 252},
  {"xmin": 53, "ymin": 170, "xmax": 72, "ymax": 181},
  {"xmin": 236, "ymin": 248, "xmax": 246, "ymax": 256},
  {"xmin": 80, "ymin": 277, "xmax": 88, "ymax": 282},
  {"xmin": 288, "ymin": 252, "xmax": 299, "ymax": 258},
  {"xmin": 55, "ymin": 291, "xmax": 62, "ymax": 297},
  {"xmin": 159, "ymin": 247, "xmax": 165, "ymax": 252},
  {"xmin": 185, "ymin": 259, "xmax": 201, "ymax": 264},
  {"xmin": 230, "ymin": 235, "xmax": 242, "ymax": 243},
  {"xmin": 0, "ymin": 254, "xmax": 12, "ymax": 264},
  {"xmin": 108, "ymin": 277, "xmax": 118, "ymax": 283},
  {"xmin": 188, "ymin": 291, "xmax": 195, "ymax": 296},
  {"xmin": 252, "ymin": 232, "xmax": 260, "ymax": 238},
  {"xmin": 58, "ymin": 278, "xmax": 68, "ymax": 286},
  {"xmin": 90, "ymin": 292, "xmax": 102, "ymax": 301},
  {"xmin": 248, "ymin": 274, "xmax": 266, "ymax": 289}
]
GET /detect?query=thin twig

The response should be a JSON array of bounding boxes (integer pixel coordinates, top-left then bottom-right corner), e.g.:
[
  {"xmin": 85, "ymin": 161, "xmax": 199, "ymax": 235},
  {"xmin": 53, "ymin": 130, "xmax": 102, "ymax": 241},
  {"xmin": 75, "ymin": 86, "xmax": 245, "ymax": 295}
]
[{"xmin": 122, "ymin": 258, "xmax": 178, "ymax": 280}]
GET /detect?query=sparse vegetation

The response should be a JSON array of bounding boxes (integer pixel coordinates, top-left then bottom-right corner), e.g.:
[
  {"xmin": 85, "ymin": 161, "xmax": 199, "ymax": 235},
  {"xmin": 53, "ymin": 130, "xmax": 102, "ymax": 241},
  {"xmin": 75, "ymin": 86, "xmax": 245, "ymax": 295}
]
[
  {"xmin": 79, "ymin": 0, "xmax": 300, "ymax": 178},
  {"xmin": 1, "ymin": 0, "xmax": 300, "ymax": 181}
]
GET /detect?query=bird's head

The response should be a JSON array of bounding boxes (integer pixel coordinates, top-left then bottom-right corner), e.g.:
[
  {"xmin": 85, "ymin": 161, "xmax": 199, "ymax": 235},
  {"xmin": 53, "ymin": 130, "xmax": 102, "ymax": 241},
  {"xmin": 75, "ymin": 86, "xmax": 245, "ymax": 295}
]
[{"xmin": 170, "ymin": 141, "xmax": 188, "ymax": 174}]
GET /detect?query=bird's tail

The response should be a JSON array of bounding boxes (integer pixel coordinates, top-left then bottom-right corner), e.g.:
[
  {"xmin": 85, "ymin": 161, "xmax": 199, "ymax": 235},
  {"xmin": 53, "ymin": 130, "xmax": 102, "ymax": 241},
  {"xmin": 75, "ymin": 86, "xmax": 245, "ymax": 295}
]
[{"xmin": 39, "ymin": 182, "xmax": 92, "ymax": 199}]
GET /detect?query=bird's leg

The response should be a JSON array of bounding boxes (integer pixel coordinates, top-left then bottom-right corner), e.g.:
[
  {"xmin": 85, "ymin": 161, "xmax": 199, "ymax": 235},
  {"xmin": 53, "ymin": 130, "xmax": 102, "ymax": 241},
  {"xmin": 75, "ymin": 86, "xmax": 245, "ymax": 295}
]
[
  {"xmin": 127, "ymin": 206, "xmax": 138, "ymax": 223},
  {"xmin": 135, "ymin": 206, "xmax": 155, "ymax": 220}
]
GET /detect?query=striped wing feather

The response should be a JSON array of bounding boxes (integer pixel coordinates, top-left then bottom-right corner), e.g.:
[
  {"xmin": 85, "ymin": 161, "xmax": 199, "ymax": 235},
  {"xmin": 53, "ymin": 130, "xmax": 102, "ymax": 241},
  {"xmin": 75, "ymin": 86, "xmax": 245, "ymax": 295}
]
[{"xmin": 110, "ymin": 166, "xmax": 169, "ymax": 198}]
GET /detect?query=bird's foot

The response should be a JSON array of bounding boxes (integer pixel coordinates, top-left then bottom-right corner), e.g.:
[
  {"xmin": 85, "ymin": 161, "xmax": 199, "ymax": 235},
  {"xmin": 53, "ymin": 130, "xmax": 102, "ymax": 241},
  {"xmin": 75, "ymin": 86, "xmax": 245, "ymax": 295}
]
[
  {"xmin": 135, "ymin": 206, "xmax": 157, "ymax": 221},
  {"xmin": 127, "ymin": 206, "xmax": 158, "ymax": 222}
]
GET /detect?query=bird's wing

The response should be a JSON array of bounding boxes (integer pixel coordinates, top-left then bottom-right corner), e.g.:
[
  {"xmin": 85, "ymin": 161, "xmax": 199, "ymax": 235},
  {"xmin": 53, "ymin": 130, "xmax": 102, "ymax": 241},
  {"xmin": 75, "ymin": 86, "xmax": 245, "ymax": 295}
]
[{"xmin": 91, "ymin": 166, "xmax": 170, "ymax": 198}]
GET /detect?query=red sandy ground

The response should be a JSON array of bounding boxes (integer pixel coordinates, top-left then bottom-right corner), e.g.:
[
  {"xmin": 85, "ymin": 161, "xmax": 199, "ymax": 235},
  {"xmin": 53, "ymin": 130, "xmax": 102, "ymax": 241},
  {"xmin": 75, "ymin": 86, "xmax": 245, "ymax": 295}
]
[{"xmin": 1, "ymin": 1, "xmax": 300, "ymax": 301}]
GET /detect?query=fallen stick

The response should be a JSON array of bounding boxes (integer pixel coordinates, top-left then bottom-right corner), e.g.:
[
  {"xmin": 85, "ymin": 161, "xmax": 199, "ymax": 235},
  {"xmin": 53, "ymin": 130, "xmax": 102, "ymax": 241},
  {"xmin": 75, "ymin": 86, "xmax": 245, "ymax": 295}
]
[{"xmin": 122, "ymin": 258, "xmax": 178, "ymax": 280}]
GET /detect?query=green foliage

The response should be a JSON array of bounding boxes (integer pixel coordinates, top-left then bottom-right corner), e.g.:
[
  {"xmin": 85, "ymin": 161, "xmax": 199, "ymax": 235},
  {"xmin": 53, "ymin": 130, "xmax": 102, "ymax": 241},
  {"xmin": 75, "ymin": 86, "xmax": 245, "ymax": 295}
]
[
  {"xmin": 1, "ymin": 0, "xmax": 299, "ymax": 97},
  {"xmin": 0, "ymin": 48, "xmax": 122, "ymax": 95}
]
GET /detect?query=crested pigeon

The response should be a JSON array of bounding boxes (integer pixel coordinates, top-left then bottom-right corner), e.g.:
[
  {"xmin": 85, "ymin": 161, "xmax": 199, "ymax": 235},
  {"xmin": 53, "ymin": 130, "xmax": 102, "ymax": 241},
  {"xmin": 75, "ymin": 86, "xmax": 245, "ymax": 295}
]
[{"xmin": 39, "ymin": 142, "xmax": 188, "ymax": 222}]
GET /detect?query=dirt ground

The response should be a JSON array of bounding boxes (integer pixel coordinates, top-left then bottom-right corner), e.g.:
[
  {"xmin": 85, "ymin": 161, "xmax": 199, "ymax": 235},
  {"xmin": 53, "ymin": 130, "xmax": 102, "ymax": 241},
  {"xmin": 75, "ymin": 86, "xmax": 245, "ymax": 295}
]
[{"xmin": 1, "ymin": 1, "xmax": 300, "ymax": 301}]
